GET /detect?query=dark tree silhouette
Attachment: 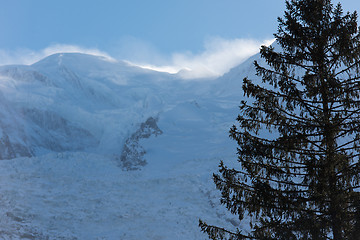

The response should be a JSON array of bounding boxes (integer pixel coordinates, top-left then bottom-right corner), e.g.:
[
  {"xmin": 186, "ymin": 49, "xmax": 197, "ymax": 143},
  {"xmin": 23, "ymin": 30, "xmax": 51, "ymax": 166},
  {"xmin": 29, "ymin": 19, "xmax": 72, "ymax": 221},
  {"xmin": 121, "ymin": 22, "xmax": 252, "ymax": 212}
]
[{"xmin": 200, "ymin": 0, "xmax": 360, "ymax": 239}]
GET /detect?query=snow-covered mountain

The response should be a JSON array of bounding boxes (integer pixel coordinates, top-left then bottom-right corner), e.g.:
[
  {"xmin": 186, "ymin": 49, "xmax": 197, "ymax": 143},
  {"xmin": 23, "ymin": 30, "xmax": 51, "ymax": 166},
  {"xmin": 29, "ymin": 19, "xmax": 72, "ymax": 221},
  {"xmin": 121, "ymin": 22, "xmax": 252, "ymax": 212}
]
[{"xmin": 0, "ymin": 52, "xmax": 257, "ymax": 239}]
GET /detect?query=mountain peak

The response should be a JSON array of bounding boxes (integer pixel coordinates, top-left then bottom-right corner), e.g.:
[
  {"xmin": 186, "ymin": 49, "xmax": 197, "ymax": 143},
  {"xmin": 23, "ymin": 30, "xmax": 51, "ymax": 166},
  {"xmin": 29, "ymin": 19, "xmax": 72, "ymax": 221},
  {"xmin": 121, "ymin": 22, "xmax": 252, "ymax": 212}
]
[
  {"xmin": 0, "ymin": 44, "xmax": 256, "ymax": 239},
  {"xmin": 32, "ymin": 52, "xmax": 118, "ymax": 68}
]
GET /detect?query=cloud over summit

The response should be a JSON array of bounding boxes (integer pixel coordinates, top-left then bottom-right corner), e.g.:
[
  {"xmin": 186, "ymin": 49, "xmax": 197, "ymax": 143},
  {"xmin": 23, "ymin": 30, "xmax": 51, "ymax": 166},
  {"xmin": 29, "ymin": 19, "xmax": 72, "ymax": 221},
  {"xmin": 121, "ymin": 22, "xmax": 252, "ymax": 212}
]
[
  {"xmin": 0, "ymin": 45, "xmax": 115, "ymax": 66},
  {"xmin": 130, "ymin": 37, "xmax": 274, "ymax": 79},
  {"xmin": 0, "ymin": 37, "xmax": 273, "ymax": 79}
]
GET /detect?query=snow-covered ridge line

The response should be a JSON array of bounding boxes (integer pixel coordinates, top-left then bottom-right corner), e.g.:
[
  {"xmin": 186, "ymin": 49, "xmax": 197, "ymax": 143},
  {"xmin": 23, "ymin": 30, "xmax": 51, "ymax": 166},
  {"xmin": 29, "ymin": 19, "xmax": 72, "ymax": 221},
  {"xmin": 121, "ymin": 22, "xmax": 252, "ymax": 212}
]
[
  {"xmin": 0, "ymin": 51, "xmax": 257, "ymax": 239},
  {"xmin": 0, "ymin": 52, "xmax": 251, "ymax": 161}
]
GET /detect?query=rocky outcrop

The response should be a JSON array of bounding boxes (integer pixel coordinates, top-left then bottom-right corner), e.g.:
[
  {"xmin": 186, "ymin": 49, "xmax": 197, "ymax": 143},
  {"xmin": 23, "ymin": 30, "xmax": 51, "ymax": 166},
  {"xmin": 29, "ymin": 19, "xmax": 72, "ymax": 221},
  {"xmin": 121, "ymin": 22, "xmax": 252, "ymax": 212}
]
[
  {"xmin": 0, "ymin": 133, "xmax": 33, "ymax": 159},
  {"xmin": 119, "ymin": 117, "xmax": 162, "ymax": 170},
  {"xmin": 22, "ymin": 108, "xmax": 99, "ymax": 152}
]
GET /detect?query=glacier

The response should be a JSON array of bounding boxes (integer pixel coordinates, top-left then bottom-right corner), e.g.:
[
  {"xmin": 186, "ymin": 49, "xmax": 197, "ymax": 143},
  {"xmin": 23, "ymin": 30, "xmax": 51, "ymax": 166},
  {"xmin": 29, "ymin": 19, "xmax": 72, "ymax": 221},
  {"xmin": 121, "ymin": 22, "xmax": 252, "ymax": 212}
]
[{"xmin": 0, "ymin": 52, "xmax": 257, "ymax": 239}]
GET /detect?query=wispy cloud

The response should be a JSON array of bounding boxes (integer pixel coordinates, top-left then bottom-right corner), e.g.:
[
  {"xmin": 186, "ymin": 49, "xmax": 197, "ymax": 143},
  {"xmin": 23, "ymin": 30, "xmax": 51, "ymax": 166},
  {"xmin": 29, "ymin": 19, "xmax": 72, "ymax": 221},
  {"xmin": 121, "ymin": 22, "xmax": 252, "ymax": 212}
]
[
  {"xmin": 132, "ymin": 37, "xmax": 275, "ymax": 79},
  {"xmin": 0, "ymin": 44, "xmax": 115, "ymax": 66},
  {"xmin": 0, "ymin": 38, "xmax": 274, "ymax": 79}
]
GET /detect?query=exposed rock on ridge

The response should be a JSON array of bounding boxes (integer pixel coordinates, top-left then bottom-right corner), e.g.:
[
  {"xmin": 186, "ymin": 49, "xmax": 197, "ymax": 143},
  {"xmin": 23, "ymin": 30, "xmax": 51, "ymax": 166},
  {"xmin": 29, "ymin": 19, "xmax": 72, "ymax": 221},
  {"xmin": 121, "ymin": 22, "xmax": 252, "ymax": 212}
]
[{"xmin": 119, "ymin": 117, "xmax": 163, "ymax": 170}]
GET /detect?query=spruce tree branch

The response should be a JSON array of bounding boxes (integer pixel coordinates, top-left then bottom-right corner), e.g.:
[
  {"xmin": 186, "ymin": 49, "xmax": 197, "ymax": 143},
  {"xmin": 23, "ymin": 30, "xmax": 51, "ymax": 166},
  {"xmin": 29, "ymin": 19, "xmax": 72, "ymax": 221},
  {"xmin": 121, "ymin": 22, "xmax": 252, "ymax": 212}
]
[
  {"xmin": 239, "ymin": 133, "xmax": 326, "ymax": 156},
  {"xmin": 334, "ymin": 60, "xmax": 360, "ymax": 77},
  {"xmin": 238, "ymin": 116, "xmax": 320, "ymax": 129},
  {"xmin": 332, "ymin": 146, "xmax": 358, "ymax": 152},
  {"xmin": 330, "ymin": 102, "xmax": 360, "ymax": 111},
  {"xmin": 255, "ymin": 64, "xmax": 305, "ymax": 85},
  {"xmin": 240, "ymin": 103, "xmax": 316, "ymax": 127},
  {"xmin": 228, "ymin": 167, "xmax": 309, "ymax": 188},
  {"xmin": 284, "ymin": 127, "xmax": 326, "ymax": 152},
  {"xmin": 334, "ymin": 127, "xmax": 360, "ymax": 141},
  {"xmin": 334, "ymin": 107, "xmax": 360, "ymax": 126},
  {"xmin": 233, "ymin": 197, "xmax": 326, "ymax": 215},
  {"xmin": 200, "ymin": 223, "xmax": 254, "ymax": 240},
  {"xmin": 238, "ymin": 130, "xmax": 326, "ymax": 155},
  {"xmin": 339, "ymin": 76, "xmax": 360, "ymax": 86},
  {"xmin": 335, "ymin": 138, "xmax": 359, "ymax": 151},
  {"xmin": 336, "ymin": 161, "xmax": 360, "ymax": 175},
  {"xmin": 269, "ymin": 52, "xmax": 317, "ymax": 74},
  {"xmin": 240, "ymin": 160, "xmax": 313, "ymax": 177},
  {"xmin": 286, "ymin": 148, "xmax": 326, "ymax": 156},
  {"xmin": 267, "ymin": 155, "xmax": 313, "ymax": 167},
  {"xmin": 345, "ymin": 185, "xmax": 360, "ymax": 191},
  {"xmin": 259, "ymin": 86, "xmax": 326, "ymax": 109},
  {"xmin": 280, "ymin": 89, "xmax": 323, "ymax": 127}
]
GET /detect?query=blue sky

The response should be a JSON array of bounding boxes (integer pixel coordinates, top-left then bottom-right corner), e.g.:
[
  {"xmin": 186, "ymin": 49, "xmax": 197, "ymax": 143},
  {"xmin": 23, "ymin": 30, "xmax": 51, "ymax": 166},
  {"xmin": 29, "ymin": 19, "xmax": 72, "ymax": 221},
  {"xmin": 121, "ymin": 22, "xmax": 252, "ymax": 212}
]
[{"xmin": 1, "ymin": 0, "xmax": 360, "ymax": 77}]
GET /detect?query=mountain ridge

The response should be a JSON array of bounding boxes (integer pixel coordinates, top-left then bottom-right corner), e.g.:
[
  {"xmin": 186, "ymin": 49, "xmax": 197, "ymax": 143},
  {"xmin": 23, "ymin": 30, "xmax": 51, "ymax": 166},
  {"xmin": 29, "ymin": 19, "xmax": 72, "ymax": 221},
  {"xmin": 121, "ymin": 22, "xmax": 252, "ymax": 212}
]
[
  {"xmin": 0, "ymin": 51, "xmax": 254, "ymax": 239},
  {"xmin": 0, "ymin": 52, "xmax": 248, "ymax": 160}
]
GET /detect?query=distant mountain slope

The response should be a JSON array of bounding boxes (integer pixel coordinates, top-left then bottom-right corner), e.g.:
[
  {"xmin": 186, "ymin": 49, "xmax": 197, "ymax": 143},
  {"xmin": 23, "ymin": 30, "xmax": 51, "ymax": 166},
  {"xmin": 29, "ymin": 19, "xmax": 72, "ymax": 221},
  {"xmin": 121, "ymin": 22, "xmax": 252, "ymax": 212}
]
[
  {"xmin": 0, "ymin": 52, "xmax": 255, "ymax": 239},
  {"xmin": 0, "ymin": 53, "xmax": 249, "ymax": 161},
  {"xmin": 0, "ymin": 53, "xmax": 172, "ymax": 159}
]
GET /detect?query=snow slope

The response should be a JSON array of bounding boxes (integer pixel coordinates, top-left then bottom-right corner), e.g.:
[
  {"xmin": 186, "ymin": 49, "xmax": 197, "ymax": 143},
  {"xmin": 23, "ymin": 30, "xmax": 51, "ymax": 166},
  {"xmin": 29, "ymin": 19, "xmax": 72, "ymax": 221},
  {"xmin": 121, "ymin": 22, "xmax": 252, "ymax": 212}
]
[{"xmin": 0, "ymin": 52, "xmax": 257, "ymax": 239}]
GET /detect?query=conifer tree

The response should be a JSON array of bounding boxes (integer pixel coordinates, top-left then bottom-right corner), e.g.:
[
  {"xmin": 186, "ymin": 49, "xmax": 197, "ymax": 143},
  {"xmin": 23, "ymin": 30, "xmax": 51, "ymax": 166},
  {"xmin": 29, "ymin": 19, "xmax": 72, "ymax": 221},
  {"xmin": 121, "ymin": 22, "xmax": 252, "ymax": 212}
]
[{"xmin": 200, "ymin": 0, "xmax": 360, "ymax": 239}]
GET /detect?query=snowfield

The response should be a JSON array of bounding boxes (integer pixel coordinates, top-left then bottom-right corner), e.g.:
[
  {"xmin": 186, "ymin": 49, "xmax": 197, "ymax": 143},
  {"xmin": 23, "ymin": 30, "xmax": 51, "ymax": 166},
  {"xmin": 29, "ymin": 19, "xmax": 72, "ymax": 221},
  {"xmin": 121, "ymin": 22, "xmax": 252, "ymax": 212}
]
[
  {"xmin": 0, "ymin": 153, "xmax": 224, "ymax": 239},
  {"xmin": 0, "ymin": 52, "xmax": 255, "ymax": 239}
]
